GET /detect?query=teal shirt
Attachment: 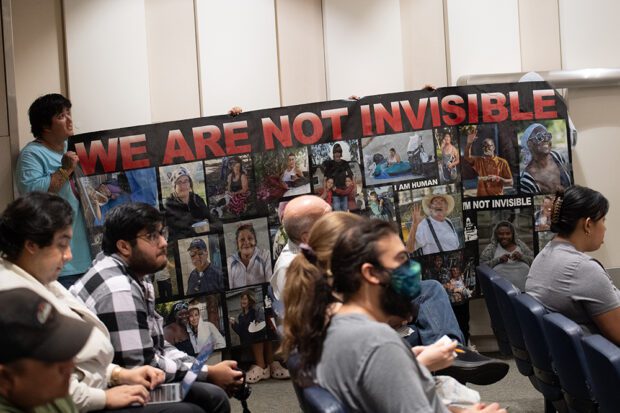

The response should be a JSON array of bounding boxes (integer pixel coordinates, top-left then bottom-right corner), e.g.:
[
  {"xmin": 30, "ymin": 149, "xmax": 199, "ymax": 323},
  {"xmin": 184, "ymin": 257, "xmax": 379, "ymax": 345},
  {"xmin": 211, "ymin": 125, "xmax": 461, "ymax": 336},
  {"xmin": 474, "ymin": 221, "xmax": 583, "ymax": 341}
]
[
  {"xmin": 15, "ymin": 141, "xmax": 92, "ymax": 276},
  {"xmin": 0, "ymin": 394, "xmax": 77, "ymax": 413}
]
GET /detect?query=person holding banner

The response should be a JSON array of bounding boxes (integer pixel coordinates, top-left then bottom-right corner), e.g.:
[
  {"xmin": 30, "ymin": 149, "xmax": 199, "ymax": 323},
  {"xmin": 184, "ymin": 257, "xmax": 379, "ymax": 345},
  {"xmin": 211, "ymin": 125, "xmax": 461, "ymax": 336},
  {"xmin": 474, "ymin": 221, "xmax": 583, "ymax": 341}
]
[
  {"xmin": 164, "ymin": 166, "xmax": 211, "ymax": 241},
  {"xmin": 463, "ymin": 128, "xmax": 513, "ymax": 196},
  {"xmin": 15, "ymin": 93, "xmax": 92, "ymax": 288}
]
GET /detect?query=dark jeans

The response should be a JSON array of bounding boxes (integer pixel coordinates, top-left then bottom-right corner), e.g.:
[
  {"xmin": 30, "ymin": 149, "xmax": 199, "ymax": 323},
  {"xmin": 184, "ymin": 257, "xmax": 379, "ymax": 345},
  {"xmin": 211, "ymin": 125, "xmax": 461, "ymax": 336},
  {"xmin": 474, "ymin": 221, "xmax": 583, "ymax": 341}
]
[
  {"xmin": 93, "ymin": 382, "xmax": 229, "ymax": 413},
  {"xmin": 452, "ymin": 301, "xmax": 471, "ymax": 344}
]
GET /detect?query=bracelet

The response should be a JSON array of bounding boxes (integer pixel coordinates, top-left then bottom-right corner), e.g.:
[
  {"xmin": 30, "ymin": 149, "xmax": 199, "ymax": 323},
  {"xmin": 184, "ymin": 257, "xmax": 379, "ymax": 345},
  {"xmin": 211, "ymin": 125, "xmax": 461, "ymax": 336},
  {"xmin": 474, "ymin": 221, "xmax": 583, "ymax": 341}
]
[
  {"xmin": 58, "ymin": 167, "xmax": 70, "ymax": 181},
  {"xmin": 110, "ymin": 366, "xmax": 122, "ymax": 387}
]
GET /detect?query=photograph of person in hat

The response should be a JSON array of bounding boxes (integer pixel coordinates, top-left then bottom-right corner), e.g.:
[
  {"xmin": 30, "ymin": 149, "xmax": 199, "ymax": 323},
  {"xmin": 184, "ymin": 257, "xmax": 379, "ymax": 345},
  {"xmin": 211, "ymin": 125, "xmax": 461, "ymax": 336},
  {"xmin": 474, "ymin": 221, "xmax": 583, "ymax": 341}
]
[
  {"xmin": 159, "ymin": 162, "xmax": 211, "ymax": 241},
  {"xmin": 406, "ymin": 191, "xmax": 463, "ymax": 255},
  {"xmin": 184, "ymin": 237, "xmax": 224, "ymax": 294},
  {"xmin": 0, "ymin": 288, "xmax": 92, "ymax": 413}
]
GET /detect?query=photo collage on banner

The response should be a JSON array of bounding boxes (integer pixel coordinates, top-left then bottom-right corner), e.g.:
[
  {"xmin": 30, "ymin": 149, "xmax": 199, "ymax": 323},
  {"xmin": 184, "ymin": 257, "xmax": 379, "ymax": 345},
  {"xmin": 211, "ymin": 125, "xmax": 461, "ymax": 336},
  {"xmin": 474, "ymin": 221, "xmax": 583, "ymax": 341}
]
[{"xmin": 71, "ymin": 82, "xmax": 572, "ymax": 354}]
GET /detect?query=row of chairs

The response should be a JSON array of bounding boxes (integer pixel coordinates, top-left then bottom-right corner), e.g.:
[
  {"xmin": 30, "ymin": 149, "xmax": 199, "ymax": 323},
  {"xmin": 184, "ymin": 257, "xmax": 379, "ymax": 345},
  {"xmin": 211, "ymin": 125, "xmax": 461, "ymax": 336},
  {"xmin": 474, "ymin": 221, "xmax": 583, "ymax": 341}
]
[{"xmin": 478, "ymin": 264, "xmax": 620, "ymax": 413}]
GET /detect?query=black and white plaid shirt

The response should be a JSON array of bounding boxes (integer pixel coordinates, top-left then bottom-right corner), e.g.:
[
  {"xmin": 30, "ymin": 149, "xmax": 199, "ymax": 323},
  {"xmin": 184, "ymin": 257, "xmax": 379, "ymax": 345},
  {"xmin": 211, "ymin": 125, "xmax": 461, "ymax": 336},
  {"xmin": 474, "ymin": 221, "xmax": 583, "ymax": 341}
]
[{"xmin": 71, "ymin": 253, "xmax": 193, "ymax": 382}]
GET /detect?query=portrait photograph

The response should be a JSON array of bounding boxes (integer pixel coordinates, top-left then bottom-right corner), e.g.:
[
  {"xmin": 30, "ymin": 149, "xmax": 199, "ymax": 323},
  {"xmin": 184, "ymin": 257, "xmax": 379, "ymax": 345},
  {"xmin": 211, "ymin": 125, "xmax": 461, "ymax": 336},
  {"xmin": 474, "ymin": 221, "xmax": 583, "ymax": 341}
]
[{"xmin": 178, "ymin": 234, "xmax": 225, "ymax": 296}]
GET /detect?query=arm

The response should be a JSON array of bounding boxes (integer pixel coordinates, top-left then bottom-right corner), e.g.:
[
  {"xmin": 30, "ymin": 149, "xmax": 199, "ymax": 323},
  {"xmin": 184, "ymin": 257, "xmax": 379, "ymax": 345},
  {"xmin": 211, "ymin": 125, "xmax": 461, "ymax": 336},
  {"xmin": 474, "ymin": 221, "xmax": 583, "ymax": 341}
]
[
  {"xmin": 226, "ymin": 173, "xmax": 232, "ymax": 192},
  {"xmin": 406, "ymin": 204, "xmax": 422, "ymax": 253},
  {"xmin": 479, "ymin": 244, "xmax": 502, "ymax": 267},
  {"xmin": 463, "ymin": 135, "xmax": 476, "ymax": 166},
  {"xmin": 333, "ymin": 185, "xmax": 353, "ymax": 196},
  {"xmin": 449, "ymin": 147, "xmax": 460, "ymax": 168},
  {"xmin": 207, "ymin": 322, "xmax": 227, "ymax": 349},
  {"xmin": 499, "ymin": 160, "xmax": 513, "ymax": 187},
  {"xmin": 240, "ymin": 174, "xmax": 249, "ymax": 193},
  {"xmin": 593, "ymin": 308, "xmax": 620, "ymax": 346},
  {"xmin": 514, "ymin": 241, "xmax": 534, "ymax": 265}
]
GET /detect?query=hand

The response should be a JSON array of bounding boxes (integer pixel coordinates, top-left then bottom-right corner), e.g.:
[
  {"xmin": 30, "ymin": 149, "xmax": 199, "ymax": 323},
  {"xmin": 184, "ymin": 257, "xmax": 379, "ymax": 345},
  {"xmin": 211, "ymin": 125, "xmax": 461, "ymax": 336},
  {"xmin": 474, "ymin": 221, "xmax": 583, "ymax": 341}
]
[
  {"xmin": 207, "ymin": 360, "xmax": 244, "ymax": 394},
  {"xmin": 119, "ymin": 366, "xmax": 165, "ymax": 390},
  {"xmin": 511, "ymin": 251, "xmax": 522, "ymax": 261},
  {"xmin": 229, "ymin": 316, "xmax": 237, "ymax": 325},
  {"xmin": 412, "ymin": 339, "xmax": 457, "ymax": 371},
  {"xmin": 228, "ymin": 106, "xmax": 243, "ymax": 116},
  {"xmin": 466, "ymin": 133, "xmax": 478, "ymax": 144},
  {"xmin": 411, "ymin": 203, "xmax": 422, "ymax": 226},
  {"xmin": 499, "ymin": 254, "xmax": 510, "ymax": 263},
  {"xmin": 461, "ymin": 402, "xmax": 507, "ymax": 413},
  {"xmin": 61, "ymin": 151, "xmax": 79, "ymax": 172},
  {"xmin": 104, "ymin": 385, "xmax": 150, "ymax": 409}
]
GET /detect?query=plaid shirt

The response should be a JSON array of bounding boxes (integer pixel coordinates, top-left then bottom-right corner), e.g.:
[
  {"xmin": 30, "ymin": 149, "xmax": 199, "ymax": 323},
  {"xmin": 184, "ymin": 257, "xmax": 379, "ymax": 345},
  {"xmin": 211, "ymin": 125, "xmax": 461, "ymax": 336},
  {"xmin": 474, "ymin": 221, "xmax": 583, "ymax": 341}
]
[{"xmin": 71, "ymin": 253, "xmax": 193, "ymax": 382}]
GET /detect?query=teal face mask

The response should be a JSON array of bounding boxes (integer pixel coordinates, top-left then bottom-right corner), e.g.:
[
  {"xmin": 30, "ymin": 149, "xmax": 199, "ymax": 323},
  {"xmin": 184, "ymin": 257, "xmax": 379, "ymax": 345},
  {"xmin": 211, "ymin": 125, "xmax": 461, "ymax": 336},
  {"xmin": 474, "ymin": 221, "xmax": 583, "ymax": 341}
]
[{"xmin": 388, "ymin": 259, "xmax": 422, "ymax": 300}]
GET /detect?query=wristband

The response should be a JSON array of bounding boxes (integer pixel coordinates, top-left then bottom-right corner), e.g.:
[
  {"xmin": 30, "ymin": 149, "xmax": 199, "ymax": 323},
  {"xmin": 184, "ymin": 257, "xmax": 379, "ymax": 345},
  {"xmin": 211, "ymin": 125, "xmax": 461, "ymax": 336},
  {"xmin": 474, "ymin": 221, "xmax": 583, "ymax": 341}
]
[{"xmin": 110, "ymin": 366, "xmax": 122, "ymax": 386}]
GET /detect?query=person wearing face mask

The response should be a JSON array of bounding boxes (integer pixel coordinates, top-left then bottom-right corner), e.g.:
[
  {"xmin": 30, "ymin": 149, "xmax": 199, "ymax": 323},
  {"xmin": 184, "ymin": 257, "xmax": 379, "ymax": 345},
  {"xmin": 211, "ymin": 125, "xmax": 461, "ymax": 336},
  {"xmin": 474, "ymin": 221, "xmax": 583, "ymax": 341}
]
[
  {"xmin": 463, "ymin": 127, "xmax": 513, "ymax": 197},
  {"xmin": 519, "ymin": 123, "xmax": 571, "ymax": 194},
  {"xmin": 227, "ymin": 223, "xmax": 272, "ymax": 289},
  {"xmin": 281, "ymin": 215, "xmax": 507, "ymax": 413},
  {"xmin": 480, "ymin": 221, "xmax": 533, "ymax": 291},
  {"xmin": 407, "ymin": 194, "xmax": 462, "ymax": 255}
]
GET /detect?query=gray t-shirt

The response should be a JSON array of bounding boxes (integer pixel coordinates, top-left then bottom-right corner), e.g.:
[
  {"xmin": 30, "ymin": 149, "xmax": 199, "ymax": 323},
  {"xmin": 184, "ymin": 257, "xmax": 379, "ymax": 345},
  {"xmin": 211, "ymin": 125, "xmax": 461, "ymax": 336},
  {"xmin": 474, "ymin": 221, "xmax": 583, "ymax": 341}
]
[
  {"xmin": 525, "ymin": 240, "xmax": 620, "ymax": 334},
  {"xmin": 316, "ymin": 313, "xmax": 449, "ymax": 413}
]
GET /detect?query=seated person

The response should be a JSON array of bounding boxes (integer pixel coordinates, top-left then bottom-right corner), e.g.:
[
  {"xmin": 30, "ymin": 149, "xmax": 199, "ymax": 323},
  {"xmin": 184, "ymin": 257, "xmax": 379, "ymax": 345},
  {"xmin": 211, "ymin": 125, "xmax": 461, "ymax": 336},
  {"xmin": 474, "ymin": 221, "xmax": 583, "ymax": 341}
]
[
  {"xmin": 480, "ymin": 221, "xmax": 533, "ymax": 291},
  {"xmin": 526, "ymin": 185, "xmax": 620, "ymax": 344},
  {"xmin": 281, "ymin": 215, "xmax": 506, "ymax": 413},
  {"xmin": 0, "ymin": 288, "xmax": 91, "ymax": 413}
]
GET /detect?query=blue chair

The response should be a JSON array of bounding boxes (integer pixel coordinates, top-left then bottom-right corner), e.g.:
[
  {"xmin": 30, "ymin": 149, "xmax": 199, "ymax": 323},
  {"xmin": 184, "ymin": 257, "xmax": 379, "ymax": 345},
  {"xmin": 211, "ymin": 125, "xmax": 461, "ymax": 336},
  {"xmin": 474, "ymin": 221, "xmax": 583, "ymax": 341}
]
[
  {"xmin": 287, "ymin": 353, "xmax": 348, "ymax": 413},
  {"xmin": 512, "ymin": 293, "xmax": 567, "ymax": 413},
  {"xmin": 582, "ymin": 334, "xmax": 620, "ymax": 413},
  {"xmin": 476, "ymin": 264, "xmax": 512, "ymax": 355},
  {"xmin": 542, "ymin": 312, "xmax": 597, "ymax": 413}
]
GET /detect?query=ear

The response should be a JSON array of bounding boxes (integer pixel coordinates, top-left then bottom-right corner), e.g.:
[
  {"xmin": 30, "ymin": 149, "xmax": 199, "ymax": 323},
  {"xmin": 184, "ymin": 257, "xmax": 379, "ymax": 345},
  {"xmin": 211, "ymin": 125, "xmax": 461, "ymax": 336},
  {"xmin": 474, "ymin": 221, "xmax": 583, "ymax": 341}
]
[
  {"xmin": 299, "ymin": 231, "xmax": 310, "ymax": 244},
  {"xmin": 583, "ymin": 217, "xmax": 593, "ymax": 234},
  {"xmin": 0, "ymin": 365, "xmax": 14, "ymax": 398},
  {"xmin": 116, "ymin": 239, "xmax": 133, "ymax": 259},
  {"xmin": 23, "ymin": 239, "xmax": 39, "ymax": 256},
  {"xmin": 360, "ymin": 263, "xmax": 382, "ymax": 285}
]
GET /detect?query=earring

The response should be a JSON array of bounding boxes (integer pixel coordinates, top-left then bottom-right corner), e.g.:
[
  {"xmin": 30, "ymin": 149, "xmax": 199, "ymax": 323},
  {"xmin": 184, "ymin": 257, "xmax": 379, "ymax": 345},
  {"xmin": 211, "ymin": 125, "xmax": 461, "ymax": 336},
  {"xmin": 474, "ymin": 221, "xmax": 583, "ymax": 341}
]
[{"xmin": 585, "ymin": 231, "xmax": 591, "ymax": 236}]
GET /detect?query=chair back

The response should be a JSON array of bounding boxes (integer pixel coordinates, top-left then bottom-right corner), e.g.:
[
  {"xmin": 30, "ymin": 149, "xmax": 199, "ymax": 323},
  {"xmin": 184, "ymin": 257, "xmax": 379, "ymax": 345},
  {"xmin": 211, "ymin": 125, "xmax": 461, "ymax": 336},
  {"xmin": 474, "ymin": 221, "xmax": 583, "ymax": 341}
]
[
  {"xmin": 542, "ymin": 312, "xmax": 597, "ymax": 413},
  {"xmin": 287, "ymin": 353, "xmax": 348, "ymax": 413},
  {"xmin": 489, "ymin": 275, "xmax": 532, "ymax": 376},
  {"xmin": 512, "ymin": 293, "xmax": 566, "ymax": 409},
  {"xmin": 476, "ymin": 264, "xmax": 512, "ymax": 355},
  {"xmin": 582, "ymin": 334, "xmax": 620, "ymax": 413}
]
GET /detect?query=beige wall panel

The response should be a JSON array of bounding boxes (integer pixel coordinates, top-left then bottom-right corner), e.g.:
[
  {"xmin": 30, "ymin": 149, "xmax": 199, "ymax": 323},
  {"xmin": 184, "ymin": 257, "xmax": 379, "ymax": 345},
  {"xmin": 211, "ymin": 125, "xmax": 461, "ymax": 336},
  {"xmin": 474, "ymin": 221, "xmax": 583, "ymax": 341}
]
[
  {"xmin": 275, "ymin": 0, "xmax": 326, "ymax": 105},
  {"xmin": 445, "ymin": 0, "xmax": 521, "ymax": 85},
  {"xmin": 64, "ymin": 0, "xmax": 151, "ymax": 133},
  {"xmin": 11, "ymin": 0, "xmax": 65, "ymax": 148},
  {"xmin": 195, "ymin": 0, "xmax": 280, "ymax": 115},
  {"xmin": 567, "ymin": 88, "xmax": 620, "ymax": 268},
  {"xmin": 400, "ymin": 0, "xmax": 448, "ymax": 90},
  {"xmin": 559, "ymin": 0, "xmax": 620, "ymax": 69},
  {"xmin": 144, "ymin": 0, "xmax": 200, "ymax": 122},
  {"xmin": 518, "ymin": 0, "xmax": 562, "ymax": 71},
  {"xmin": 0, "ymin": 136, "xmax": 13, "ymax": 208},
  {"xmin": 322, "ymin": 0, "xmax": 404, "ymax": 99}
]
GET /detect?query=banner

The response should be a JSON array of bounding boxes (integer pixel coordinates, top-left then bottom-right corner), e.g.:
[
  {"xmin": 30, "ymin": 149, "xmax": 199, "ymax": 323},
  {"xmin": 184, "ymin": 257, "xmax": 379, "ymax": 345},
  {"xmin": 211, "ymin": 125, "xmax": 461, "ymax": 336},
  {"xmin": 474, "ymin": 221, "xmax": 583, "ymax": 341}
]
[{"xmin": 70, "ymin": 82, "xmax": 572, "ymax": 355}]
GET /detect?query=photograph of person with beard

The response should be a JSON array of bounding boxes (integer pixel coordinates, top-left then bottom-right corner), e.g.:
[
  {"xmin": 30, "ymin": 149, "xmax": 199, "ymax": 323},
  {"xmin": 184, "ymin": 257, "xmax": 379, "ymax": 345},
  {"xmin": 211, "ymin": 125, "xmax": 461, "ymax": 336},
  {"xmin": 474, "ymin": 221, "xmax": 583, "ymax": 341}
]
[{"xmin": 280, "ymin": 214, "xmax": 506, "ymax": 413}]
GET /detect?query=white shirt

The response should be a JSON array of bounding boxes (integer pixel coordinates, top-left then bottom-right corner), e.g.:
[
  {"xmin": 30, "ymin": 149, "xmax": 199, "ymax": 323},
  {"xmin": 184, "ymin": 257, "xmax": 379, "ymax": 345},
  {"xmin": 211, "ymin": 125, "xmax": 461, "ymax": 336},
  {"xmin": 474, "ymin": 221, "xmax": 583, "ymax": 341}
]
[
  {"xmin": 415, "ymin": 217, "xmax": 460, "ymax": 255},
  {"xmin": 270, "ymin": 240, "xmax": 300, "ymax": 300}
]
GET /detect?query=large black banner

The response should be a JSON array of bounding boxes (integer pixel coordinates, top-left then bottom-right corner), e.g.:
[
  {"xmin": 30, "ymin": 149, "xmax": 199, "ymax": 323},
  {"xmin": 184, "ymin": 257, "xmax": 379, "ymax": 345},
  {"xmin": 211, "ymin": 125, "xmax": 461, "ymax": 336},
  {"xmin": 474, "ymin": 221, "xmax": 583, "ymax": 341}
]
[{"xmin": 70, "ymin": 82, "xmax": 572, "ymax": 356}]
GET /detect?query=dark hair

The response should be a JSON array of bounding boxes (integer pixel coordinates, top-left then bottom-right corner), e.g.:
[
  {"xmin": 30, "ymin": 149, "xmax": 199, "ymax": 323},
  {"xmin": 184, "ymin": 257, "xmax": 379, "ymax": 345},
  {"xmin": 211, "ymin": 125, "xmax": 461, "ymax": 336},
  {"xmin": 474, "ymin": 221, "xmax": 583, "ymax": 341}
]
[
  {"xmin": 332, "ymin": 144, "xmax": 343, "ymax": 154},
  {"xmin": 331, "ymin": 219, "xmax": 398, "ymax": 300},
  {"xmin": 551, "ymin": 185, "xmax": 609, "ymax": 237},
  {"xmin": 101, "ymin": 203, "xmax": 163, "ymax": 255},
  {"xmin": 239, "ymin": 290, "xmax": 256, "ymax": 313},
  {"xmin": 0, "ymin": 192, "xmax": 73, "ymax": 261},
  {"xmin": 28, "ymin": 94, "xmax": 72, "ymax": 138}
]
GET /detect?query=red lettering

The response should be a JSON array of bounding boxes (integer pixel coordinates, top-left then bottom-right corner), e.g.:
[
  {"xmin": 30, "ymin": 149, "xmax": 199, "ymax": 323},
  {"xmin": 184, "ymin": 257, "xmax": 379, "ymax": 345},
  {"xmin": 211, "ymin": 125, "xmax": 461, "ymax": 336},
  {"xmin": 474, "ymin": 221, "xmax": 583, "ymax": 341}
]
[
  {"xmin": 441, "ymin": 95, "xmax": 466, "ymax": 126},
  {"xmin": 360, "ymin": 105, "xmax": 373, "ymax": 136},
  {"xmin": 262, "ymin": 116, "xmax": 292, "ymax": 150},
  {"xmin": 400, "ymin": 99, "xmax": 427, "ymax": 129},
  {"xmin": 162, "ymin": 130, "xmax": 195, "ymax": 165},
  {"xmin": 429, "ymin": 97, "xmax": 441, "ymax": 127},
  {"xmin": 467, "ymin": 94, "xmax": 479, "ymax": 124},
  {"xmin": 75, "ymin": 138, "xmax": 118, "ymax": 175},
  {"xmin": 119, "ymin": 135, "xmax": 150, "ymax": 170},
  {"xmin": 293, "ymin": 112, "xmax": 323, "ymax": 145},
  {"xmin": 192, "ymin": 125, "xmax": 225, "ymax": 159},
  {"xmin": 321, "ymin": 107, "xmax": 348, "ymax": 140},
  {"xmin": 481, "ymin": 93, "xmax": 508, "ymax": 123},
  {"xmin": 373, "ymin": 102, "xmax": 403, "ymax": 135},
  {"xmin": 224, "ymin": 121, "xmax": 251, "ymax": 155},
  {"xmin": 509, "ymin": 91, "xmax": 533, "ymax": 121},
  {"xmin": 533, "ymin": 89, "xmax": 558, "ymax": 119}
]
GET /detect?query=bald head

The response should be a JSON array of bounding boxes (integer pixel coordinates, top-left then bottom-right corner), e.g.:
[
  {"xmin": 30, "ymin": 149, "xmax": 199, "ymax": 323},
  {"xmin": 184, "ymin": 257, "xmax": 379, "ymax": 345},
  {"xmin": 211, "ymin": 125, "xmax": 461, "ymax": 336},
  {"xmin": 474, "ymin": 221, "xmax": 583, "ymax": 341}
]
[{"xmin": 283, "ymin": 195, "xmax": 332, "ymax": 244}]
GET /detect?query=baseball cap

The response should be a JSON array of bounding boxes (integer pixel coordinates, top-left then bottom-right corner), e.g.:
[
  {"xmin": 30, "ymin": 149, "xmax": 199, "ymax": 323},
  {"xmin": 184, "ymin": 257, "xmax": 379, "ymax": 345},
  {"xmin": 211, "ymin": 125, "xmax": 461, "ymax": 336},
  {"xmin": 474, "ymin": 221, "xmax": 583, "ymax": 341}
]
[
  {"xmin": 187, "ymin": 238, "xmax": 207, "ymax": 251},
  {"xmin": 0, "ymin": 288, "xmax": 92, "ymax": 364}
]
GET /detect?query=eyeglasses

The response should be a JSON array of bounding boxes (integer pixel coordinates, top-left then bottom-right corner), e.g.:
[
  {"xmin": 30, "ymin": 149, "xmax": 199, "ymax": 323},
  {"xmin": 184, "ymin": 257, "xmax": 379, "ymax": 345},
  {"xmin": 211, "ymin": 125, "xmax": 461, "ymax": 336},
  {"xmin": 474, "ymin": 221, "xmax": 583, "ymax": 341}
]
[
  {"xmin": 189, "ymin": 251, "xmax": 206, "ymax": 258},
  {"xmin": 530, "ymin": 130, "xmax": 552, "ymax": 143},
  {"xmin": 136, "ymin": 227, "xmax": 169, "ymax": 245}
]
